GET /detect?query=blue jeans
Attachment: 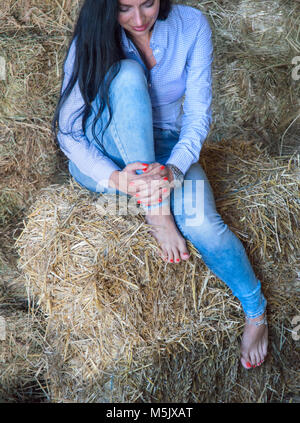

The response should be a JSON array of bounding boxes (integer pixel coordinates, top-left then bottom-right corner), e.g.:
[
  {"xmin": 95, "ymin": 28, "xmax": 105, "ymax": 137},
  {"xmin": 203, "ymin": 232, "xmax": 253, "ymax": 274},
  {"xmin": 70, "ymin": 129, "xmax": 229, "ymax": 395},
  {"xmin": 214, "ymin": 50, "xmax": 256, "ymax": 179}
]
[{"xmin": 69, "ymin": 59, "xmax": 267, "ymax": 319}]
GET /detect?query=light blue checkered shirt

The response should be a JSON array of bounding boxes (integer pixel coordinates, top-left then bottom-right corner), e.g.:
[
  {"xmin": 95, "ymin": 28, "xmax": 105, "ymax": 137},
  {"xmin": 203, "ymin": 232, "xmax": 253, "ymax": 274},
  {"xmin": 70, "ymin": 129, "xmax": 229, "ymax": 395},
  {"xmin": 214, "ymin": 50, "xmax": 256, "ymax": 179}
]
[{"xmin": 58, "ymin": 4, "xmax": 213, "ymax": 188}]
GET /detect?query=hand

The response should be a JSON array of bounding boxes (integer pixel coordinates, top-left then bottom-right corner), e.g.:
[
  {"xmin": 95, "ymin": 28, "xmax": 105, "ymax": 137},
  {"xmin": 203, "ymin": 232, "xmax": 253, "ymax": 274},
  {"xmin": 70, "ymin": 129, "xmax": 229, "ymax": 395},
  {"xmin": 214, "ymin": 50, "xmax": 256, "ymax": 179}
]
[
  {"xmin": 132, "ymin": 162, "xmax": 174, "ymax": 206},
  {"xmin": 109, "ymin": 162, "xmax": 173, "ymax": 206}
]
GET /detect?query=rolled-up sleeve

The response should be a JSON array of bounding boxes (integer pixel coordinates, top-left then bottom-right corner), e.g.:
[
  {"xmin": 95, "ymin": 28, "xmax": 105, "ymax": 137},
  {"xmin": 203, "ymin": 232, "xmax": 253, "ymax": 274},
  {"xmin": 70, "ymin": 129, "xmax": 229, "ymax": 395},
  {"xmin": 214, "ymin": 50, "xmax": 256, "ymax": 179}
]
[
  {"xmin": 57, "ymin": 41, "xmax": 121, "ymax": 189},
  {"xmin": 166, "ymin": 15, "xmax": 213, "ymax": 175}
]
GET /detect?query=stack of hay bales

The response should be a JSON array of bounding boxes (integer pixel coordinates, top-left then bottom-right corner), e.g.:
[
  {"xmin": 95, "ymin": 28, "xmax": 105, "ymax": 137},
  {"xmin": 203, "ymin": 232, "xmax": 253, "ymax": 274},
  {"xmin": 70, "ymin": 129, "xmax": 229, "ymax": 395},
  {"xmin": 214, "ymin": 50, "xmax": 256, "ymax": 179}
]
[
  {"xmin": 15, "ymin": 139, "xmax": 300, "ymax": 402},
  {"xmin": 1, "ymin": 0, "xmax": 300, "ymax": 402},
  {"xmin": 193, "ymin": 0, "xmax": 300, "ymax": 154},
  {"xmin": 0, "ymin": 0, "xmax": 83, "ymax": 242},
  {"xmin": 0, "ymin": 0, "xmax": 82, "ymax": 403}
]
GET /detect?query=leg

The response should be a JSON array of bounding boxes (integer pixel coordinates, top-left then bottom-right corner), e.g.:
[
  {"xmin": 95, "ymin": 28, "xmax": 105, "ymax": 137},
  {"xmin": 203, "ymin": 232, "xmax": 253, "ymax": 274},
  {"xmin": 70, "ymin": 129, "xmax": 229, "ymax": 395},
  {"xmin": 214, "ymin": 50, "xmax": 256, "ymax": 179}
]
[
  {"xmin": 69, "ymin": 60, "xmax": 190, "ymax": 259},
  {"xmin": 69, "ymin": 59, "xmax": 168, "ymax": 210},
  {"xmin": 171, "ymin": 162, "xmax": 268, "ymax": 368}
]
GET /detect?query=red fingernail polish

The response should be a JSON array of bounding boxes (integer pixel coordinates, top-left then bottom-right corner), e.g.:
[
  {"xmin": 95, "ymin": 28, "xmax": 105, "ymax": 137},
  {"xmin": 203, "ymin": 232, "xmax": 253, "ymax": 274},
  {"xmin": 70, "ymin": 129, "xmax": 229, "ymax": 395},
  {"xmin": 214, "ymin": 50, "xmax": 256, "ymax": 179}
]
[
  {"xmin": 143, "ymin": 168, "xmax": 147, "ymax": 172},
  {"xmin": 159, "ymin": 198, "xmax": 162, "ymax": 202},
  {"xmin": 160, "ymin": 165, "xmax": 165, "ymax": 170},
  {"xmin": 163, "ymin": 188, "xmax": 167, "ymax": 193},
  {"xmin": 142, "ymin": 163, "xmax": 148, "ymax": 166},
  {"xmin": 129, "ymin": 182, "xmax": 135, "ymax": 185},
  {"xmin": 135, "ymin": 193, "xmax": 139, "ymax": 197},
  {"xmin": 163, "ymin": 177, "xmax": 168, "ymax": 181},
  {"xmin": 137, "ymin": 200, "xmax": 141, "ymax": 204}
]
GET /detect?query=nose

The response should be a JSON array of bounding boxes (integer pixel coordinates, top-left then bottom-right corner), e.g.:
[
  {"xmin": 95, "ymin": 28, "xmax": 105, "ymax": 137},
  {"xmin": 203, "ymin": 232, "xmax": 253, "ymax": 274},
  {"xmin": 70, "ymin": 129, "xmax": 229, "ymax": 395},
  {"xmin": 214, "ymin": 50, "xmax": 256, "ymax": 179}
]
[{"xmin": 133, "ymin": 10, "xmax": 145, "ymax": 27}]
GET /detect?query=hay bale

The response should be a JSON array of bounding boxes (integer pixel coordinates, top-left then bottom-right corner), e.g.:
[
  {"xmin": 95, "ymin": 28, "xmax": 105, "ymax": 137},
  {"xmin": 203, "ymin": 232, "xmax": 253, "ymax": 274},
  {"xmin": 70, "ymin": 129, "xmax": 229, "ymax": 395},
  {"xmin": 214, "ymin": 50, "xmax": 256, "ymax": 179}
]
[
  {"xmin": 15, "ymin": 139, "xmax": 300, "ymax": 402},
  {"xmin": 0, "ymin": 30, "xmax": 68, "ymax": 233},
  {"xmin": 189, "ymin": 0, "xmax": 300, "ymax": 154},
  {"xmin": 0, "ymin": 0, "xmax": 80, "ymax": 34},
  {"xmin": 0, "ymin": 256, "xmax": 49, "ymax": 403}
]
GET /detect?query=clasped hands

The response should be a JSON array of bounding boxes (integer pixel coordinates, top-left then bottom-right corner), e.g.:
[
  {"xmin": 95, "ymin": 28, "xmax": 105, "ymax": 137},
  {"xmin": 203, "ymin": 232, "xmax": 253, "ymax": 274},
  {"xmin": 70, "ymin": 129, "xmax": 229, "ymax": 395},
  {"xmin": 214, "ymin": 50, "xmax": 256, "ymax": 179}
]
[{"xmin": 109, "ymin": 162, "xmax": 176, "ymax": 207}]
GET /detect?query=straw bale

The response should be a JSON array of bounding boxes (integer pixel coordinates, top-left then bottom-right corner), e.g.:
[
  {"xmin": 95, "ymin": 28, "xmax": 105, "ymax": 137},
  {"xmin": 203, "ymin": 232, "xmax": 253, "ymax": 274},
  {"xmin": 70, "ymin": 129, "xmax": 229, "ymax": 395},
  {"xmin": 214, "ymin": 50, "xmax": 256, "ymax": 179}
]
[
  {"xmin": 183, "ymin": 0, "xmax": 300, "ymax": 154},
  {"xmin": 1, "ymin": 0, "xmax": 300, "ymax": 402},
  {"xmin": 0, "ymin": 256, "xmax": 50, "ymax": 402},
  {"xmin": 15, "ymin": 139, "xmax": 300, "ymax": 402},
  {"xmin": 0, "ymin": 0, "xmax": 80, "ymax": 34},
  {"xmin": 0, "ymin": 32, "xmax": 65, "ymax": 119},
  {"xmin": 0, "ymin": 308, "xmax": 50, "ymax": 402},
  {"xmin": 0, "ymin": 32, "xmax": 68, "ymax": 233}
]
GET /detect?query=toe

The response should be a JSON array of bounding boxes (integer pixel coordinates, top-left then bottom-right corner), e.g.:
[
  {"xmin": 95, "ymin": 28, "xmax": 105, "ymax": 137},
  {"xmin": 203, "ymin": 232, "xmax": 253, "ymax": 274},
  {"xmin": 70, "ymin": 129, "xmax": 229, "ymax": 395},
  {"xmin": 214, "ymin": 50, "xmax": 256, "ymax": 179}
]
[
  {"xmin": 254, "ymin": 352, "xmax": 261, "ymax": 367},
  {"xmin": 181, "ymin": 251, "xmax": 190, "ymax": 260},
  {"xmin": 173, "ymin": 248, "xmax": 181, "ymax": 263},
  {"xmin": 160, "ymin": 253, "xmax": 168, "ymax": 262},
  {"xmin": 258, "ymin": 343, "xmax": 264, "ymax": 363},
  {"xmin": 249, "ymin": 352, "xmax": 256, "ymax": 367},
  {"xmin": 240, "ymin": 357, "xmax": 252, "ymax": 370},
  {"xmin": 168, "ymin": 251, "xmax": 174, "ymax": 263}
]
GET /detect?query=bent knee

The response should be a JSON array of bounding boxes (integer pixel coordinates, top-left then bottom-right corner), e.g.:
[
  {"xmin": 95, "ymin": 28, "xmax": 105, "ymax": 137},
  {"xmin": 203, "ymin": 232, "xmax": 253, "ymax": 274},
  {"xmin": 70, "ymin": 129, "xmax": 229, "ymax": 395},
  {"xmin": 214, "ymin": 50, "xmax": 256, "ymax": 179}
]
[{"xmin": 116, "ymin": 59, "xmax": 147, "ymax": 86}]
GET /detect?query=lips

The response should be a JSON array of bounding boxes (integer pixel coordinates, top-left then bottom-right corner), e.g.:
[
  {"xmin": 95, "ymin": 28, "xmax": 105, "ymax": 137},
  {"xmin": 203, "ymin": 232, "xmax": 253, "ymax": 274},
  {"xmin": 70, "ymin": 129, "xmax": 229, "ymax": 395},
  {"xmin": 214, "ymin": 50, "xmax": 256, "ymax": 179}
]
[{"xmin": 133, "ymin": 23, "xmax": 149, "ymax": 31}]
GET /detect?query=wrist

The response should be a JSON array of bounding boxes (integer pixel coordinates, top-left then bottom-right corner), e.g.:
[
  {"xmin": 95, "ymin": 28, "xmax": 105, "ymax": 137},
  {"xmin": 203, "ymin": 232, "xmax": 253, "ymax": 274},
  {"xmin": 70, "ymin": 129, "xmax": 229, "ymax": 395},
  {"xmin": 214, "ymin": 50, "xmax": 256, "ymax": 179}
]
[
  {"xmin": 166, "ymin": 166, "xmax": 174, "ymax": 183},
  {"xmin": 108, "ymin": 170, "xmax": 120, "ymax": 189},
  {"xmin": 166, "ymin": 164, "xmax": 184, "ymax": 185}
]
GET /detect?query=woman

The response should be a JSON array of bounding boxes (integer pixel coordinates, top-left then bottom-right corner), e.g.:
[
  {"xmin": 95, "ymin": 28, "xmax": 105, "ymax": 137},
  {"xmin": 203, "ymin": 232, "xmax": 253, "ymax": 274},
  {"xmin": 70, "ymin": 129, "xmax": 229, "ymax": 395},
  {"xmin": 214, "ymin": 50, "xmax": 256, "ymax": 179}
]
[{"xmin": 52, "ymin": 0, "xmax": 268, "ymax": 370}]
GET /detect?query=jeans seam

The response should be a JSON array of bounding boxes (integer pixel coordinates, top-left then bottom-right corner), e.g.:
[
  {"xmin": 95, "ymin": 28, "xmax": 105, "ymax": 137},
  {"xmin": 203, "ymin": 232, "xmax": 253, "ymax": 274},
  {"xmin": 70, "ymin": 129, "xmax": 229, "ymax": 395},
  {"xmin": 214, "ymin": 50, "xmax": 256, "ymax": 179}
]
[{"xmin": 110, "ymin": 114, "xmax": 130, "ymax": 165}]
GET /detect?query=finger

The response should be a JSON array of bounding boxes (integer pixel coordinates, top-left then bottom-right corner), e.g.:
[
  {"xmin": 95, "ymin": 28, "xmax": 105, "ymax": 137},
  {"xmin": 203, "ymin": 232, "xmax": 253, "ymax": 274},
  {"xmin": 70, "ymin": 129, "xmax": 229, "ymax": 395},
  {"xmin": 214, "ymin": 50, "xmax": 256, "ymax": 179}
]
[
  {"xmin": 138, "ymin": 180, "xmax": 171, "ymax": 205},
  {"xmin": 127, "ymin": 162, "xmax": 149, "ymax": 173},
  {"xmin": 140, "ymin": 179, "xmax": 172, "ymax": 205},
  {"xmin": 143, "ymin": 163, "xmax": 168, "ymax": 176}
]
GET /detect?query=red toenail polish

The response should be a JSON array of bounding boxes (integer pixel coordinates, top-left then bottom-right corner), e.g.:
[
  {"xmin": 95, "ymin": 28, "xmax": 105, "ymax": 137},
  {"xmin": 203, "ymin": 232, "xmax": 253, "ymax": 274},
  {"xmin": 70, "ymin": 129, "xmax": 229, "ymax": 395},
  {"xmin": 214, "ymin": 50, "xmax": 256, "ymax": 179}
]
[
  {"xmin": 246, "ymin": 362, "xmax": 251, "ymax": 368},
  {"xmin": 176, "ymin": 259, "xmax": 180, "ymax": 262},
  {"xmin": 170, "ymin": 259, "xmax": 173, "ymax": 262}
]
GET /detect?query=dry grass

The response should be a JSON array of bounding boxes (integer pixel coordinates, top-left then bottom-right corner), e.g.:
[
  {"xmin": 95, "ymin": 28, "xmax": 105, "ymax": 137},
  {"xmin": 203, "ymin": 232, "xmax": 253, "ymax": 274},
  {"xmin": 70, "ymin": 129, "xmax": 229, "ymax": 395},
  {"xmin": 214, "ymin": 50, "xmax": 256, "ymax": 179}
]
[
  {"xmin": 15, "ymin": 139, "xmax": 300, "ymax": 402},
  {"xmin": 1, "ymin": 0, "xmax": 299, "ymax": 403},
  {"xmin": 178, "ymin": 0, "xmax": 300, "ymax": 154}
]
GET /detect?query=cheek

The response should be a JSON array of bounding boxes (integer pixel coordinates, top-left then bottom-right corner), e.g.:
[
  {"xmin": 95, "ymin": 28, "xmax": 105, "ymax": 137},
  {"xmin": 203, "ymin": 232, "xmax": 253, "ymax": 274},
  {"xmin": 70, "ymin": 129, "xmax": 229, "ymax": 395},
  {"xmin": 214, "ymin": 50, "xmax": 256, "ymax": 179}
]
[{"xmin": 117, "ymin": 15, "xmax": 127, "ymax": 26}]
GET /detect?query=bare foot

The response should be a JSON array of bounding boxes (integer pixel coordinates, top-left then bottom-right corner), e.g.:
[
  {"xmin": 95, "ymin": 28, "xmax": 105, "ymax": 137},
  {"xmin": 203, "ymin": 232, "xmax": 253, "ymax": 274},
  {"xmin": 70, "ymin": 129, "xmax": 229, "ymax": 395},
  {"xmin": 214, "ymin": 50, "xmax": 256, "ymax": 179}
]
[
  {"xmin": 145, "ymin": 203, "xmax": 190, "ymax": 263},
  {"xmin": 240, "ymin": 312, "xmax": 268, "ymax": 369}
]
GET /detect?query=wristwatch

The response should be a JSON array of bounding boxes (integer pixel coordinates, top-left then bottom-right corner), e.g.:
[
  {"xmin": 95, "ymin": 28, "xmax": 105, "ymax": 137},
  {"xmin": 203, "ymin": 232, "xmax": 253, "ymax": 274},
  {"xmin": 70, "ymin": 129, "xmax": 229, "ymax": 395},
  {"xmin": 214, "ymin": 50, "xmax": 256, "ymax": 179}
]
[{"xmin": 166, "ymin": 164, "xmax": 184, "ymax": 185}]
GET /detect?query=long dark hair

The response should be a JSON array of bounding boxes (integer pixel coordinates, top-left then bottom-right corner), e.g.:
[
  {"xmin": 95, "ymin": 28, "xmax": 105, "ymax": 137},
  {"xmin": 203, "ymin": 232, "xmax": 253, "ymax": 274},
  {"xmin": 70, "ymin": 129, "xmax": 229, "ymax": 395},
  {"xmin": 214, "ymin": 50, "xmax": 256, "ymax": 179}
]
[{"xmin": 52, "ymin": 0, "xmax": 173, "ymax": 154}]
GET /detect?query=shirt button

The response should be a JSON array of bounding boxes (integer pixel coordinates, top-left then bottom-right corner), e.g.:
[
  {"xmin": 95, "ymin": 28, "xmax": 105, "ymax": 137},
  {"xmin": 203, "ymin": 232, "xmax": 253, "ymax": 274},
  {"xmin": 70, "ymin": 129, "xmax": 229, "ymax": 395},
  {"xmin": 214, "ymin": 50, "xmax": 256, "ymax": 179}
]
[{"xmin": 148, "ymin": 83, "xmax": 152, "ymax": 87}]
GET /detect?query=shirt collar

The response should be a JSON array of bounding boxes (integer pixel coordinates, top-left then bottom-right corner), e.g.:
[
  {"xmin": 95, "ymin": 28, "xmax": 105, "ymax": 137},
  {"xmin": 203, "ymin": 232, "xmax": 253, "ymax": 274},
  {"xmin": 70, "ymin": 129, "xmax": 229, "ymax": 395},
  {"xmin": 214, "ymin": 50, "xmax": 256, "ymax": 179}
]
[{"xmin": 120, "ymin": 18, "xmax": 168, "ymax": 52}]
